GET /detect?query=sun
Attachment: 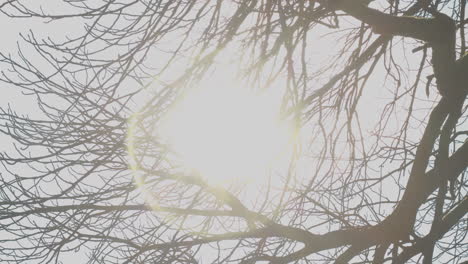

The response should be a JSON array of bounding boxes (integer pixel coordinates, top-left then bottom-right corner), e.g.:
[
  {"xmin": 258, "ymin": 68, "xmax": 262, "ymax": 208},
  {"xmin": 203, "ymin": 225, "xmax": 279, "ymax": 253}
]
[{"xmin": 159, "ymin": 84, "xmax": 294, "ymax": 185}]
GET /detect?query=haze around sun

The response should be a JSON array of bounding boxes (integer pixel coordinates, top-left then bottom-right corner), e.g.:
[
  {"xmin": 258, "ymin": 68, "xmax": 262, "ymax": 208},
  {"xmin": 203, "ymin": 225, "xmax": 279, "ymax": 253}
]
[{"xmin": 159, "ymin": 83, "xmax": 295, "ymax": 185}]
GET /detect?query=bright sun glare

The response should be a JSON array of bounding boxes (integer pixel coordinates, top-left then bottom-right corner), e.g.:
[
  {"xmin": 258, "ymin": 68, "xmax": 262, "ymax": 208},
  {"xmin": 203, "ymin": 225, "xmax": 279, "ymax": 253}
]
[{"xmin": 160, "ymin": 84, "xmax": 294, "ymax": 185}]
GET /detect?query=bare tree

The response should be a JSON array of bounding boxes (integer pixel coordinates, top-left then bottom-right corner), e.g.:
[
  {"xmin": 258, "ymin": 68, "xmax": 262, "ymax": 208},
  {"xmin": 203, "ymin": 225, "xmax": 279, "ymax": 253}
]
[{"xmin": 0, "ymin": 0, "xmax": 466, "ymax": 263}]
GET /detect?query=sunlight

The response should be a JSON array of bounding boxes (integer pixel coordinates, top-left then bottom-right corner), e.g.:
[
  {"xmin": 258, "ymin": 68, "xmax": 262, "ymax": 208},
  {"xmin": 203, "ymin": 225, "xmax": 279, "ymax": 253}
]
[{"xmin": 159, "ymin": 84, "xmax": 294, "ymax": 185}]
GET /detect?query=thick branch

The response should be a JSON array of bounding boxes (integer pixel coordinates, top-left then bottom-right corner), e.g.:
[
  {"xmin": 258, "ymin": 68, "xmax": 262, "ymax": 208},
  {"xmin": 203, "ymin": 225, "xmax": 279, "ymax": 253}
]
[
  {"xmin": 395, "ymin": 196, "xmax": 468, "ymax": 263},
  {"xmin": 330, "ymin": 1, "xmax": 454, "ymax": 43}
]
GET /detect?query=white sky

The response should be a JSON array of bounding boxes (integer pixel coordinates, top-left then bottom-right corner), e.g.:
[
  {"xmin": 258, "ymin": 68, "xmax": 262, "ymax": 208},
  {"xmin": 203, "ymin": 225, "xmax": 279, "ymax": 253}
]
[{"xmin": 0, "ymin": 1, "xmax": 466, "ymax": 263}]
